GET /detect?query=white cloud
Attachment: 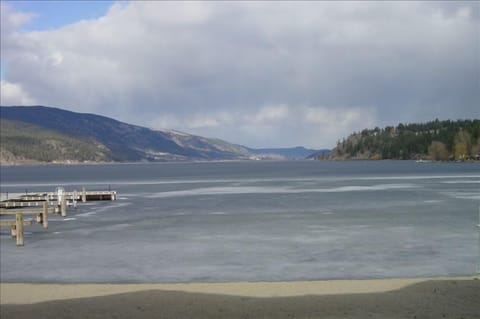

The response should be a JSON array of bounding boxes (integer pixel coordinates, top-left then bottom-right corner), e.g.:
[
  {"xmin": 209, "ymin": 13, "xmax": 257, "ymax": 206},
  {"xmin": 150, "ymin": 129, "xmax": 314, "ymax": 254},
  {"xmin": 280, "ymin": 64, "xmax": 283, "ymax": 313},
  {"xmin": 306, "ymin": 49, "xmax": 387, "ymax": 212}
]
[
  {"xmin": 48, "ymin": 52, "xmax": 64, "ymax": 66},
  {"xmin": 149, "ymin": 105, "xmax": 375, "ymax": 148},
  {"xmin": 305, "ymin": 107, "xmax": 371, "ymax": 128},
  {"xmin": 252, "ymin": 105, "xmax": 290, "ymax": 123},
  {"xmin": 0, "ymin": 81, "xmax": 36, "ymax": 105},
  {"xmin": 188, "ymin": 117, "xmax": 221, "ymax": 129},
  {"xmin": 150, "ymin": 114, "xmax": 182, "ymax": 130},
  {"xmin": 0, "ymin": 2, "xmax": 36, "ymax": 33},
  {"xmin": 1, "ymin": 1, "xmax": 478, "ymax": 148}
]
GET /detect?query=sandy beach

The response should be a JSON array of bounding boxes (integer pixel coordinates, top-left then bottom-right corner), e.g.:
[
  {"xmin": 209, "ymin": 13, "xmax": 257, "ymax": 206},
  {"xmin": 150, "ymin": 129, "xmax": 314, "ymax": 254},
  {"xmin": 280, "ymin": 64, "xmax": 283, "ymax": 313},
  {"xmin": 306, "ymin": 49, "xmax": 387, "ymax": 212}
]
[{"xmin": 1, "ymin": 277, "xmax": 479, "ymax": 318}]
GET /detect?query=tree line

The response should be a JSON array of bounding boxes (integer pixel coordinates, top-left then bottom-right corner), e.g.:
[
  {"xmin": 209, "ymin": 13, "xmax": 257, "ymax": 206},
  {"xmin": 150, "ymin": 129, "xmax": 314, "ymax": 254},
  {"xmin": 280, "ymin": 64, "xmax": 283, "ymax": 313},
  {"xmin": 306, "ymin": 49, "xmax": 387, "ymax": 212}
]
[
  {"xmin": 0, "ymin": 119, "xmax": 111, "ymax": 162},
  {"xmin": 327, "ymin": 119, "xmax": 480, "ymax": 161}
]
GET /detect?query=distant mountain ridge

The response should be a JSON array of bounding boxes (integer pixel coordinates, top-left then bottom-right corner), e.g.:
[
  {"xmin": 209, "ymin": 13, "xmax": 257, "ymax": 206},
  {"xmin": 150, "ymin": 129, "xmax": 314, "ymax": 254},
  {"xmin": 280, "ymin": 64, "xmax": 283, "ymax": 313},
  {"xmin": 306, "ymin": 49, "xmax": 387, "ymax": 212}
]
[
  {"xmin": 0, "ymin": 106, "xmax": 251, "ymax": 162},
  {"xmin": 248, "ymin": 146, "xmax": 324, "ymax": 159},
  {"xmin": 0, "ymin": 106, "xmax": 324, "ymax": 164}
]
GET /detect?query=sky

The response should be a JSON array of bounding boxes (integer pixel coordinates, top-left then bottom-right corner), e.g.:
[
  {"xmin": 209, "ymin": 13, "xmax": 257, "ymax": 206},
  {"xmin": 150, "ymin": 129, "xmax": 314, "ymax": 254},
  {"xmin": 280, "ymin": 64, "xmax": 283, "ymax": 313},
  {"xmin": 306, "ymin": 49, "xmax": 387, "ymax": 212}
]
[{"xmin": 1, "ymin": 1, "xmax": 479, "ymax": 149}]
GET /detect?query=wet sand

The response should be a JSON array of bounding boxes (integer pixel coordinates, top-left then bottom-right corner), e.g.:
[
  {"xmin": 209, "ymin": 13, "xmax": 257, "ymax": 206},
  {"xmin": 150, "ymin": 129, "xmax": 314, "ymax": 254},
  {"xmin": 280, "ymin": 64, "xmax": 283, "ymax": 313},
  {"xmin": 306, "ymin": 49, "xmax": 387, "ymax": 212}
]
[{"xmin": 1, "ymin": 277, "xmax": 479, "ymax": 318}]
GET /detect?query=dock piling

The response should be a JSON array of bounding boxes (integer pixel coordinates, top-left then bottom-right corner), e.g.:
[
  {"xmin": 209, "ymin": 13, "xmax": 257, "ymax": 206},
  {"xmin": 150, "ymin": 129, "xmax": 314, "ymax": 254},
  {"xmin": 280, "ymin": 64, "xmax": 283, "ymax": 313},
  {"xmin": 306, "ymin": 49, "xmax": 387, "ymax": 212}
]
[
  {"xmin": 73, "ymin": 190, "xmax": 78, "ymax": 208},
  {"xmin": 61, "ymin": 196, "xmax": 67, "ymax": 217},
  {"xmin": 15, "ymin": 213, "xmax": 24, "ymax": 246},
  {"xmin": 477, "ymin": 206, "xmax": 480, "ymax": 274},
  {"xmin": 42, "ymin": 202, "xmax": 49, "ymax": 229},
  {"xmin": 1, "ymin": 187, "xmax": 117, "ymax": 246}
]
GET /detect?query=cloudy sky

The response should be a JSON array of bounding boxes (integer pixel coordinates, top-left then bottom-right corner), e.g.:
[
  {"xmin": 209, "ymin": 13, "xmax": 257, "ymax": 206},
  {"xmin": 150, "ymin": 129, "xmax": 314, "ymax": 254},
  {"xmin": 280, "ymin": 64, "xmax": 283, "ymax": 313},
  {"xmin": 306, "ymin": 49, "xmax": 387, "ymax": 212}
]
[{"xmin": 1, "ymin": 1, "xmax": 479, "ymax": 148}]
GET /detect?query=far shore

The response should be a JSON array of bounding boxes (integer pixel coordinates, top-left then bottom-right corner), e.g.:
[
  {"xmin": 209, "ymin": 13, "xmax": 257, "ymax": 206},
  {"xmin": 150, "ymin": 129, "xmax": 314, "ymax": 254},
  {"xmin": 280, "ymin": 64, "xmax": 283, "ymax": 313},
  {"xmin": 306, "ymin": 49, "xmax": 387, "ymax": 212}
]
[
  {"xmin": 1, "ymin": 277, "xmax": 479, "ymax": 319},
  {"xmin": 2, "ymin": 158, "xmax": 480, "ymax": 167}
]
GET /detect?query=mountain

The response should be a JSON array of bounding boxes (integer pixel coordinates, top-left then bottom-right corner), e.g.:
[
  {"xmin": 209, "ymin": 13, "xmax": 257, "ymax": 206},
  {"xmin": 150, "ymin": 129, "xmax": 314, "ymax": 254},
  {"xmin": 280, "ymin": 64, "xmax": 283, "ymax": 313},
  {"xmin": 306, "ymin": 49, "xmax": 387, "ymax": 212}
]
[
  {"xmin": 320, "ymin": 119, "xmax": 480, "ymax": 161},
  {"xmin": 0, "ymin": 119, "xmax": 111, "ymax": 164},
  {"xmin": 248, "ymin": 146, "xmax": 324, "ymax": 159},
  {"xmin": 0, "ymin": 106, "xmax": 254, "ymax": 163}
]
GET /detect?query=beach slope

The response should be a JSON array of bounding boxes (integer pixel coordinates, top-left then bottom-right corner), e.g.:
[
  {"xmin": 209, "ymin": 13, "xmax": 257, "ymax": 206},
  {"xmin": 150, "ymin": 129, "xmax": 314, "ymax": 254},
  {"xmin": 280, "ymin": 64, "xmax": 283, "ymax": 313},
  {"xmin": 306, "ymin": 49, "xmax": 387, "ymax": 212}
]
[{"xmin": 1, "ymin": 278, "xmax": 479, "ymax": 319}]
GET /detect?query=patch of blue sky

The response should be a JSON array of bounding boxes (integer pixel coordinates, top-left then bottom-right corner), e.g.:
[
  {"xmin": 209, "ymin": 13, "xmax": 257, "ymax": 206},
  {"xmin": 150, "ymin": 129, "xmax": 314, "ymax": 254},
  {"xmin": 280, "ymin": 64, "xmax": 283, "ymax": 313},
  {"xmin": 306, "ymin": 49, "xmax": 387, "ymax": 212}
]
[{"xmin": 5, "ymin": 0, "xmax": 117, "ymax": 32}]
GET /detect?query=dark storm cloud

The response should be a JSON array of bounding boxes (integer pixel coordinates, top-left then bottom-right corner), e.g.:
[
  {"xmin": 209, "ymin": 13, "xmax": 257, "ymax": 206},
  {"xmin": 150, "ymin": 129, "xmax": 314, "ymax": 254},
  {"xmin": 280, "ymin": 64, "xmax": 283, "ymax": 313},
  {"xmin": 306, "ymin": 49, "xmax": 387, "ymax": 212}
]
[{"xmin": 1, "ymin": 1, "xmax": 478, "ymax": 148}]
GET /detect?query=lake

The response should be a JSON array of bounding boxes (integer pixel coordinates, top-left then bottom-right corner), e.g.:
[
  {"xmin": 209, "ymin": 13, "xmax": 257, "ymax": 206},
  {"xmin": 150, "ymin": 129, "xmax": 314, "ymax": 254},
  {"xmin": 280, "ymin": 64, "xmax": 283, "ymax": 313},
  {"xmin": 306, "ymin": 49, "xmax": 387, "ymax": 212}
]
[{"xmin": 0, "ymin": 160, "xmax": 479, "ymax": 282}]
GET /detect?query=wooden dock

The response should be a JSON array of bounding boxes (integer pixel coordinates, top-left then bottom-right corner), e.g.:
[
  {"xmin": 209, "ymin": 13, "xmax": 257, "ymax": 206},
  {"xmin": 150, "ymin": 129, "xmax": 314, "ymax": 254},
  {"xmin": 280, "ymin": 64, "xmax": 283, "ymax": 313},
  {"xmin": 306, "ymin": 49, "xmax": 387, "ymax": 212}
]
[
  {"xmin": 0, "ymin": 188, "xmax": 116, "ymax": 209},
  {"xmin": 0, "ymin": 188, "xmax": 116, "ymax": 246},
  {"xmin": 0, "ymin": 204, "xmax": 49, "ymax": 246}
]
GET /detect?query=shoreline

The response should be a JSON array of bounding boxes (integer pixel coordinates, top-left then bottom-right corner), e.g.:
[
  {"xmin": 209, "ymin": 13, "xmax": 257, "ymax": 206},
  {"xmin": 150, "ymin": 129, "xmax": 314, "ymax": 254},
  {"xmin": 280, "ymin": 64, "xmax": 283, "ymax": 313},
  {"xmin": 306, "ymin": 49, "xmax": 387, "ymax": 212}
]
[
  {"xmin": 1, "ymin": 277, "xmax": 479, "ymax": 319},
  {"xmin": 2, "ymin": 158, "xmax": 480, "ymax": 167},
  {"xmin": 1, "ymin": 276, "xmax": 478, "ymax": 304}
]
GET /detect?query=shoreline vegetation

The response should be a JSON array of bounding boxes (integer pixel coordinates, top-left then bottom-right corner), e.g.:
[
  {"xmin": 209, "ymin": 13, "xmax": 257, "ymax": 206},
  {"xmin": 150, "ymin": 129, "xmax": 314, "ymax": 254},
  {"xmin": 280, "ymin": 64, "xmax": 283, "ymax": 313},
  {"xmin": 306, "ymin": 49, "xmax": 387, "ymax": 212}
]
[
  {"xmin": 1, "ymin": 107, "xmax": 479, "ymax": 165},
  {"xmin": 2, "ymin": 158, "xmax": 480, "ymax": 167},
  {"xmin": 316, "ymin": 119, "xmax": 480, "ymax": 161},
  {"xmin": 1, "ymin": 277, "xmax": 479, "ymax": 318}
]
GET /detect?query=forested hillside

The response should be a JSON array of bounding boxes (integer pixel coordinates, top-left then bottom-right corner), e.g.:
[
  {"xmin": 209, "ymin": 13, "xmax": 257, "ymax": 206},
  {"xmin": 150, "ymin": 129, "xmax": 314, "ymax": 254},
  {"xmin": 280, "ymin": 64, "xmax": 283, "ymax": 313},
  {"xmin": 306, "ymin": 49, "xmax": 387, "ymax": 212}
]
[
  {"xmin": 0, "ymin": 119, "xmax": 111, "ymax": 164},
  {"xmin": 0, "ymin": 106, "xmax": 253, "ymax": 162},
  {"xmin": 325, "ymin": 119, "xmax": 480, "ymax": 161},
  {"xmin": 0, "ymin": 106, "xmax": 320, "ymax": 164}
]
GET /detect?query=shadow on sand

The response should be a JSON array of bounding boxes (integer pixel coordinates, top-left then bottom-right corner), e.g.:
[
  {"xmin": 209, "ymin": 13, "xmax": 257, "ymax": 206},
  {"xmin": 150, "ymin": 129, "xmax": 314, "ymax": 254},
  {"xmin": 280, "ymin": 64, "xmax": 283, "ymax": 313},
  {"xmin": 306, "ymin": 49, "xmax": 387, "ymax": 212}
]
[{"xmin": 1, "ymin": 280, "xmax": 479, "ymax": 319}]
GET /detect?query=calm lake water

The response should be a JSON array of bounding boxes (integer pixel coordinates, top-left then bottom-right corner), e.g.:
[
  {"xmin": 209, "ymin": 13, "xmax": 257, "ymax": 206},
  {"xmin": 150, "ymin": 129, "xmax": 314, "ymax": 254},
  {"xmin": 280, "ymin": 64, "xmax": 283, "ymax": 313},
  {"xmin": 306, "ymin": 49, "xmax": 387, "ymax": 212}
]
[{"xmin": 1, "ymin": 160, "xmax": 479, "ymax": 283}]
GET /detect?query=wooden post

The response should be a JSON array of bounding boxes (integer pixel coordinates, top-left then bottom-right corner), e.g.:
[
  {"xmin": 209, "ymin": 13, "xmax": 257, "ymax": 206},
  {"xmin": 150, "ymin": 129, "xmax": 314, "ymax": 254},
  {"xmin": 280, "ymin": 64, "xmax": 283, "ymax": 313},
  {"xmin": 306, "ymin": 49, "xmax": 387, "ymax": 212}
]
[
  {"xmin": 82, "ymin": 187, "xmax": 87, "ymax": 202},
  {"xmin": 10, "ymin": 225, "xmax": 16, "ymax": 237},
  {"xmin": 16, "ymin": 213, "xmax": 24, "ymax": 246},
  {"xmin": 42, "ymin": 201, "xmax": 49, "ymax": 229},
  {"xmin": 73, "ymin": 190, "xmax": 78, "ymax": 208},
  {"xmin": 477, "ymin": 206, "xmax": 480, "ymax": 274},
  {"xmin": 61, "ymin": 195, "xmax": 67, "ymax": 217}
]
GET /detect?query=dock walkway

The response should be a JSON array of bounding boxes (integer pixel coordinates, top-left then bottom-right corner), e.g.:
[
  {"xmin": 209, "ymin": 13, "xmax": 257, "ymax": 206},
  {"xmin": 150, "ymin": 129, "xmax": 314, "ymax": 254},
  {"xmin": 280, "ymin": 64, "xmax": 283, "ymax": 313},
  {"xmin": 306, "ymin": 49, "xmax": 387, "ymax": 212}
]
[
  {"xmin": 1, "ymin": 189, "xmax": 116, "ymax": 209},
  {"xmin": 0, "ymin": 188, "xmax": 116, "ymax": 246}
]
